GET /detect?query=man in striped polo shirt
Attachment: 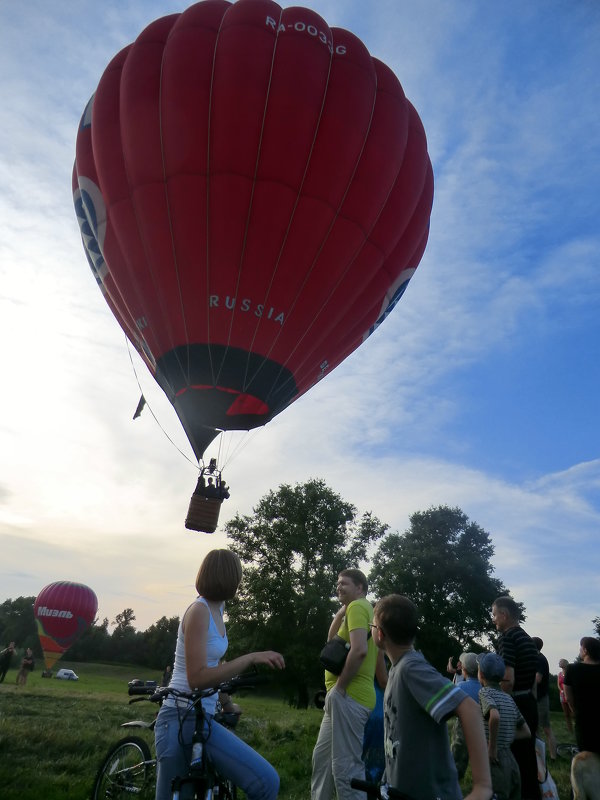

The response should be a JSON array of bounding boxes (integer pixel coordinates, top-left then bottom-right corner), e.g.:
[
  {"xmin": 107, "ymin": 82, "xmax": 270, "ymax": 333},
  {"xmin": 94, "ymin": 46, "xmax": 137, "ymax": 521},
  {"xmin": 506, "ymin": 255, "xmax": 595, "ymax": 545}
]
[{"xmin": 492, "ymin": 596, "xmax": 540, "ymax": 800}]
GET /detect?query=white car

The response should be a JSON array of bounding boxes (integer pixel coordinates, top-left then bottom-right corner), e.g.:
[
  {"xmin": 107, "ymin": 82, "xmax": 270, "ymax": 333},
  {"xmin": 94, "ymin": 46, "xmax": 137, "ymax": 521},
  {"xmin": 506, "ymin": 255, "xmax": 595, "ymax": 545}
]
[{"xmin": 55, "ymin": 668, "xmax": 79, "ymax": 680}]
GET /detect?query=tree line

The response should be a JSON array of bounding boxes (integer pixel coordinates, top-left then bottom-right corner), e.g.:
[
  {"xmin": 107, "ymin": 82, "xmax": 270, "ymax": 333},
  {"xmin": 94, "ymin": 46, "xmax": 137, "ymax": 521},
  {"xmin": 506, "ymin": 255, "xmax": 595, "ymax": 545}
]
[
  {"xmin": 4, "ymin": 479, "xmax": 594, "ymax": 704},
  {"xmin": 0, "ymin": 596, "xmax": 180, "ymax": 674}
]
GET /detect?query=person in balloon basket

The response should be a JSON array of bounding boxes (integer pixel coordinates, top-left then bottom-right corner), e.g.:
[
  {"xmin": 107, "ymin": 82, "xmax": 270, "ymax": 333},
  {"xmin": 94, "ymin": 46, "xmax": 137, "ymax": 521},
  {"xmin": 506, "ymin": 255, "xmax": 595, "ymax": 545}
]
[
  {"xmin": 371, "ymin": 594, "xmax": 492, "ymax": 800},
  {"xmin": 16, "ymin": 647, "xmax": 35, "ymax": 686},
  {"xmin": 0, "ymin": 641, "xmax": 16, "ymax": 682},
  {"xmin": 154, "ymin": 549, "xmax": 285, "ymax": 800},
  {"xmin": 311, "ymin": 569, "xmax": 387, "ymax": 800}
]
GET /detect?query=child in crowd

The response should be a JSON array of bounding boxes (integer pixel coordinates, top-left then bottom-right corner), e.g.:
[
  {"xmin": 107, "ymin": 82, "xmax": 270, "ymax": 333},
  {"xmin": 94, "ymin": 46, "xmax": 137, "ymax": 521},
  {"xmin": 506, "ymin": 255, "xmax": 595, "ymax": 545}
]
[
  {"xmin": 477, "ymin": 652, "xmax": 531, "ymax": 800},
  {"xmin": 372, "ymin": 594, "xmax": 492, "ymax": 800}
]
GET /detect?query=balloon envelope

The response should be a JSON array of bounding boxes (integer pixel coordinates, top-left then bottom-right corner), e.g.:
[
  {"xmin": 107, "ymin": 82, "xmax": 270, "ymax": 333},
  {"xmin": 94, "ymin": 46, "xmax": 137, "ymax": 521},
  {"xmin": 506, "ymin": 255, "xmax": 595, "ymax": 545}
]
[
  {"xmin": 73, "ymin": 0, "xmax": 433, "ymax": 460},
  {"xmin": 34, "ymin": 581, "xmax": 98, "ymax": 670}
]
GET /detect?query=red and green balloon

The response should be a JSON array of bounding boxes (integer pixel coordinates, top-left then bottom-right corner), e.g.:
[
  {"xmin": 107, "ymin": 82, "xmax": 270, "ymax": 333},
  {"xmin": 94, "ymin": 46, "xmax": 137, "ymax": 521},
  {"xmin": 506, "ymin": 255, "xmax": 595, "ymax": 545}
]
[
  {"xmin": 34, "ymin": 582, "xmax": 98, "ymax": 670},
  {"xmin": 73, "ymin": 0, "xmax": 433, "ymax": 462}
]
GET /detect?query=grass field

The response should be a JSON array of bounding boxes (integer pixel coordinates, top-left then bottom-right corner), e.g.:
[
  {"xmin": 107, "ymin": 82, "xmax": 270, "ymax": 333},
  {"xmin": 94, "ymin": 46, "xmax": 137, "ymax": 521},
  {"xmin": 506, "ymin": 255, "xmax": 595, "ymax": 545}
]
[{"xmin": 0, "ymin": 662, "xmax": 577, "ymax": 799}]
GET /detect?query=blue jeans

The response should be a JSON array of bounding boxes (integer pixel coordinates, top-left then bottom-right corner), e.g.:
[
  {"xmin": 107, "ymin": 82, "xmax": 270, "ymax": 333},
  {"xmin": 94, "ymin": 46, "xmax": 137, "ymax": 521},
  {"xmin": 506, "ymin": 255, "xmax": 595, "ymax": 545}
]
[{"xmin": 155, "ymin": 704, "xmax": 279, "ymax": 800}]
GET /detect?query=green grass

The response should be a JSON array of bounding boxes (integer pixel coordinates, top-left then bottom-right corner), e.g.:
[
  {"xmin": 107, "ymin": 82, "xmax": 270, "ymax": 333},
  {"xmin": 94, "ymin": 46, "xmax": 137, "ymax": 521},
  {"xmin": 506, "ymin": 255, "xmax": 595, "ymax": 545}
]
[
  {"xmin": 0, "ymin": 663, "xmax": 320, "ymax": 800},
  {"xmin": 0, "ymin": 663, "xmax": 577, "ymax": 799}
]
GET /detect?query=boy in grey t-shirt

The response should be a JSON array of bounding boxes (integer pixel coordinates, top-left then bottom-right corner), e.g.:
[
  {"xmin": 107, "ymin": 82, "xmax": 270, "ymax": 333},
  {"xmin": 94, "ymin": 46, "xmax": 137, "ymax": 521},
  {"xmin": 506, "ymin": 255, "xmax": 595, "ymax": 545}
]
[
  {"xmin": 372, "ymin": 595, "xmax": 492, "ymax": 800},
  {"xmin": 477, "ymin": 652, "xmax": 531, "ymax": 800}
]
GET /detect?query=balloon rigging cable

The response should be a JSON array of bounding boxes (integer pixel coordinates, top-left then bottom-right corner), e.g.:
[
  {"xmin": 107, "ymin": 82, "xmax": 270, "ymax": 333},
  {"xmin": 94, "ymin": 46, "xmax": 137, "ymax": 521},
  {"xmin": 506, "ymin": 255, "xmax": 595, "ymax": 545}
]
[
  {"xmin": 126, "ymin": 336, "xmax": 198, "ymax": 469},
  {"xmin": 126, "ymin": 335, "xmax": 258, "ymax": 473}
]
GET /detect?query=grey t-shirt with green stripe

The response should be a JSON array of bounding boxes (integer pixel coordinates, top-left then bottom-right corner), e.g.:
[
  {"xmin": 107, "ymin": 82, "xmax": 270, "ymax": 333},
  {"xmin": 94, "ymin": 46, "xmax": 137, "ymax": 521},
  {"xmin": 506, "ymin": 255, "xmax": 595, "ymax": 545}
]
[{"xmin": 383, "ymin": 649, "xmax": 466, "ymax": 800}]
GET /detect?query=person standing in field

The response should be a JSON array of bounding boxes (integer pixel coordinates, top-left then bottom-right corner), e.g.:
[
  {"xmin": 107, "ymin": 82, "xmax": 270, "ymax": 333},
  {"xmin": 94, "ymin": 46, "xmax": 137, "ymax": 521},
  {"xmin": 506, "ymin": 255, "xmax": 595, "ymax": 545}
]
[
  {"xmin": 478, "ymin": 652, "xmax": 531, "ymax": 800},
  {"xmin": 154, "ymin": 549, "xmax": 284, "ymax": 800},
  {"xmin": 557, "ymin": 658, "xmax": 574, "ymax": 733},
  {"xmin": 532, "ymin": 637, "xmax": 557, "ymax": 759},
  {"xmin": 491, "ymin": 596, "xmax": 540, "ymax": 800},
  {"xmin": 564, "ymin": 636, "xmax": 600, "ymax": 756},
  {"xmin": 451, "ymin": 652, "xmax": 482, "ymax": 779},
  {"xmin": 372, "ymin": 594, "xmax": 492, "ymax": 800},
  {"xmin": 0, "ymin": 641, "xmax": 15, "ymax": 682},
  {"xmin": 16, "ymin": 647, "xmax": 34, "ymax": 686},
  {"xmin": 311, "ymin": 569, "xmax": 385, "ymax": 800}
]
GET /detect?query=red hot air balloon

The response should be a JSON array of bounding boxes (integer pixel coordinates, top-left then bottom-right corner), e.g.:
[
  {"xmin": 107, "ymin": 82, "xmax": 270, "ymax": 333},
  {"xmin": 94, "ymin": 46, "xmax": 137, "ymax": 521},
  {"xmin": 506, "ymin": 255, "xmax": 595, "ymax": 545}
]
[
  {"xmin": 34, "ymin": 582, "xmax": 98, "ymax": 670},
  {"xmin": 73, "ymin": 0, "xmax": 433, "ymax": 529}
]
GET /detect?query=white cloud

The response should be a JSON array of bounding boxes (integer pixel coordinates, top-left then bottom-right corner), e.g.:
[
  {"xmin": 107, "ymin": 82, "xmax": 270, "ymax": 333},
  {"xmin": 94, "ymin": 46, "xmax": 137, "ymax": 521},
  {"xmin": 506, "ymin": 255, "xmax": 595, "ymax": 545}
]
[{"xmin": 0, "ymin": 0, "xmax": 598, "ymax": 679}]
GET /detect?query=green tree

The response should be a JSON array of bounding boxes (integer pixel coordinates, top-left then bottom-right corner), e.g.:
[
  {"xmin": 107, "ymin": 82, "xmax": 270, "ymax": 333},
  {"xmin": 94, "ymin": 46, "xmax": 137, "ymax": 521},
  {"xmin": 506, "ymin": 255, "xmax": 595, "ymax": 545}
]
[
  {"xmin": 68, "ymin": 617, "xmax": 111, "ymax": 663},
  {"xmin": 113, "ymin": 608, "xmax": 136, "ymax": 633},
  {"xmin": 0, "ymin": 596, "xmax": 38, "ymax": 655},
  {"xmin": 593, "ymin": 617, "xmax": 600, "ymax": 638},
  {"xmin": 369, "ymin": 505, "xmax": 513, "ymax": 672},
  {"xmin": 109, "ymin": 608, "xmax": 140, "ymax": 664},
  {"xmin": 225, "ymin": 478, "xmax": 387, "ymax": 707},
  {"xmin": 140, "ymin": 615, "xmax": 179, "ymax": 670}
]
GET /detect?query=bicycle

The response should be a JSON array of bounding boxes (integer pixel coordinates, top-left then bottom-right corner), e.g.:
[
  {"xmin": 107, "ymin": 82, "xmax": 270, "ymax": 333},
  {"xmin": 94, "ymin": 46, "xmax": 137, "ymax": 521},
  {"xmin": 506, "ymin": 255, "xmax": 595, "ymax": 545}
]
[
  {"xmin": 91, "ymin": 673, "xmax": 258, "ymax": 800},
  {"xmin": 556, "ymin": 741, "xmax": 579, "ymax": 760}
]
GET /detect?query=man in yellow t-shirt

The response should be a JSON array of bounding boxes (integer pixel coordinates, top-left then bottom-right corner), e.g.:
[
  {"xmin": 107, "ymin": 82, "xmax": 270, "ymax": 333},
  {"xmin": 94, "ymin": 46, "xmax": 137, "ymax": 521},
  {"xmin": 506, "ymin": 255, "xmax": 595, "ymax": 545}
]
[{"xmin": 311, "ymin": 569, "xmax": 382, "ymax": 799}]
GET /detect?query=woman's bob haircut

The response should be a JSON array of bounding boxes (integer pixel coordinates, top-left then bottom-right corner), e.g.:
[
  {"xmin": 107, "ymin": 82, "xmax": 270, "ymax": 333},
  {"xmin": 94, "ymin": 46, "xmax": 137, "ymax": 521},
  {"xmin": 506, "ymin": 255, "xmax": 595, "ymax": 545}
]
[{"xmin": 196, "ymin": 549, "xmax": 242, "ymax": 601}]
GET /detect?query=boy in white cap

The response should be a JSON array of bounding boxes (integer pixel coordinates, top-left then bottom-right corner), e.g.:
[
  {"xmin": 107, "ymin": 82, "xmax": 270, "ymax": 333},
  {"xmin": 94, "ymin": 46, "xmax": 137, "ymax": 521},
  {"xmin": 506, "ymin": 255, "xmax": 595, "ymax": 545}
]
[
  {"xmin": 372, "ymin": 596, "xmax": 492, "ymax": 800},
  {"xmin": 478, "ymin": 652, "xmax": 531, "ymax": 800},
  {"xmin": 451, "ymin": 652, "xmax": 481, "ymax": 778}
]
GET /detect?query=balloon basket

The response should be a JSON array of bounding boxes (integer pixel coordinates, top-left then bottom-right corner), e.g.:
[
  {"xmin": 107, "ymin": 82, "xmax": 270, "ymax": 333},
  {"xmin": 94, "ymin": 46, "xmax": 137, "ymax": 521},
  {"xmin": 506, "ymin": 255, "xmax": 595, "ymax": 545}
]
[{"xmin": 185, "ymin": 494, "xmax": 223, "ymax": 533}]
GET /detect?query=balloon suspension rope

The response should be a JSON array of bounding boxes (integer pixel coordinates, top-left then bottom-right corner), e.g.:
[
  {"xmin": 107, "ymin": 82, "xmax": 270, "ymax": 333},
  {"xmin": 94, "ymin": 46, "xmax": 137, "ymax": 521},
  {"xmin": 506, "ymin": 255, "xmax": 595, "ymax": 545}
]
[
  {"xmin": 125, "ymin": 337, "xmax": 199, "ymax": 469},
  {"xmin": 125, "ymin": 338, "xmax": 263, "ymax": 477}
]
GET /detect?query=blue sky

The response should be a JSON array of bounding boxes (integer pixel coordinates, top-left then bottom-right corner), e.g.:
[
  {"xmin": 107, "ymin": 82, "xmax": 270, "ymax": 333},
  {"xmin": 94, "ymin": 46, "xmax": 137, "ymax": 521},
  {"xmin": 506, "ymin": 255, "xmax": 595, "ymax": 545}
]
[{"xmin": 1, "ymin": 0, "xmax": 599, "ymax": 673}]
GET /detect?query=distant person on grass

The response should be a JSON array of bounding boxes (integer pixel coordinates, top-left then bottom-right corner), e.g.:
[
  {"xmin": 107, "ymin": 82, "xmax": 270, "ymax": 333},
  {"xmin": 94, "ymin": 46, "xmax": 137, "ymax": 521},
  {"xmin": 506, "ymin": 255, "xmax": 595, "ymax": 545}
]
[
  {"xmin": 478, "ymin": 652, "xmax": 531, "ymax": 800},
  {"xmin": 448, "ymin": 656, "xmax": 465, "ymax": 684},
  {"xmin": 16, "ymin": 647, "xmax": 34, "ymax": 686},
  {"xmin": 557, "ymin": 658, "xmax": 574, "ymax": 733},
  {"xmin": 0, "ymin": 641, "xmax": 15, "ymax": 682},
  {"xmin": 372, "ymin": 594, "xmax": 492, "ymax": 800}
]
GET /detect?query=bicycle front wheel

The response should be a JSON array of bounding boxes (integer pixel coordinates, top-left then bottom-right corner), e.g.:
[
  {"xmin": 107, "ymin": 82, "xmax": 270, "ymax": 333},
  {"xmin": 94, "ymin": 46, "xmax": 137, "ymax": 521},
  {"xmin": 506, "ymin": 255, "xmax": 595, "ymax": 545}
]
[
  {"xmin": 91, "ymin": 736, "xmax": 154, "ymax": 799},
  {"xmin": 215, "ymin": 777, "xmax": 237, "ymax": 800},
  {"xmin": 556, "ymin": 742, "xmax": 579, "ymax": 760}
]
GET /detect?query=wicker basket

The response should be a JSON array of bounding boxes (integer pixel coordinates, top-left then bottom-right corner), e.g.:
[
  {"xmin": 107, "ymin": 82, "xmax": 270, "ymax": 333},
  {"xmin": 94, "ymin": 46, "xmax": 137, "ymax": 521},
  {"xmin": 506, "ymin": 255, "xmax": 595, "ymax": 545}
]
[{"xmin": 185, "ymin": 493, "xmax": 223, "ymax": 533}]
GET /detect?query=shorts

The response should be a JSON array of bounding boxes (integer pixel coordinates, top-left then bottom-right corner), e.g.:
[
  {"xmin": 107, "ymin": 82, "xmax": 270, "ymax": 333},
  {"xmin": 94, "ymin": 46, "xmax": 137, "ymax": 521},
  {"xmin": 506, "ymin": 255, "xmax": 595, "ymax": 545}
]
[
  {"xmin": 490, "ymin": 747, "xmax": 521, "ymax": 800},
  {"xmin": 537, "ymin": 694, "xmax": 551, "ymax": 729}
]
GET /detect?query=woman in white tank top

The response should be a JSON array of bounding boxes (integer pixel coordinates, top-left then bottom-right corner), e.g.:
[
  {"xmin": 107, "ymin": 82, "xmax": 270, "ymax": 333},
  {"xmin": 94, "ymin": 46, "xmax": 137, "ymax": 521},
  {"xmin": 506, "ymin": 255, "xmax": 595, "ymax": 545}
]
[{"xmin": 154, "ymin": 549, "xmax": 285, "ymax": 800}]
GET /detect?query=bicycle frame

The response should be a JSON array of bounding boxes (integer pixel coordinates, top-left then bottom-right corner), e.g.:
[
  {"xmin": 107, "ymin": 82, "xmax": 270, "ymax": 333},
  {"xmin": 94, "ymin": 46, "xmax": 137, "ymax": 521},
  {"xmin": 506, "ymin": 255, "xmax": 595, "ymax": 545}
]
[{"xmin": 92, "ymin": 673, "xmax": 258, "ymax": 800}]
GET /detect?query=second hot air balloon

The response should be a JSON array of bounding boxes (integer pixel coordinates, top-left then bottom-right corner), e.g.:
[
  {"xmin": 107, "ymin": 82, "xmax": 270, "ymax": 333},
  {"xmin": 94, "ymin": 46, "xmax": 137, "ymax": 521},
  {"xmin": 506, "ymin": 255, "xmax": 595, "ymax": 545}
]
[{"xmin": 34, "ymin": 581, "xmax": 98, "ymax": 671}]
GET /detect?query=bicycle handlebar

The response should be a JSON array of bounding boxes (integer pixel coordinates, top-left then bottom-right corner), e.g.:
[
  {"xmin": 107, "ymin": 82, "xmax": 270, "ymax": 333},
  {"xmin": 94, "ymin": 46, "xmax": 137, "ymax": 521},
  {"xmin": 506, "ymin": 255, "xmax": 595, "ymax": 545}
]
[{"xmin": 148, "ymin": 671, "xmax": 266, "ymax": 704}]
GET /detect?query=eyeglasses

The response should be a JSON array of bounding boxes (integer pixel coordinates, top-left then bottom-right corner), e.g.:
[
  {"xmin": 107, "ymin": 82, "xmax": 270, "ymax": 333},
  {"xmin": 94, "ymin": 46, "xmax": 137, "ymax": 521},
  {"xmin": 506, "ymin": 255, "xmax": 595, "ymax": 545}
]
[{"xmin": 368, "ymin": 623, "xmax": 382, "ymax": 632}]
